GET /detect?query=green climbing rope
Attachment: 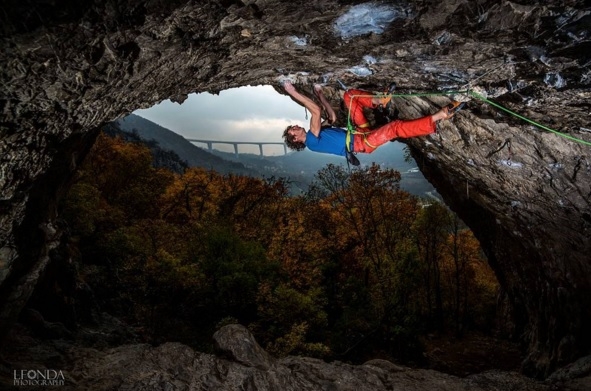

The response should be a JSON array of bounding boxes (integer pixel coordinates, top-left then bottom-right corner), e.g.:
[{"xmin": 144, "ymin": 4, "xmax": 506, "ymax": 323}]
[{"xmin": 468, "ymin": 91, "xmax": 591, "ymax": 147}]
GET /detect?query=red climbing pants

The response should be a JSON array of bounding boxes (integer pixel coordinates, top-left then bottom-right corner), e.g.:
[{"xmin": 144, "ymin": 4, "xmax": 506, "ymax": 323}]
[
  {"xmin": 352, "ymin": 116, "xmax": 436, "ymax": 154},
  {"xmin": 343, "ymin": 89, "xmax": 436, "ymax": 154},
  {"xmin": 343, "ymin": 89, "xmax": 375, "ymax": 129}
]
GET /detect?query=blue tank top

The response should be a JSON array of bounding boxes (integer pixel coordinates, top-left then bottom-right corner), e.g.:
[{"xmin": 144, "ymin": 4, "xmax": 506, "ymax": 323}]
[{"xmin": 305, "ymin": 127, "xmax": 351, "ymax": 157}]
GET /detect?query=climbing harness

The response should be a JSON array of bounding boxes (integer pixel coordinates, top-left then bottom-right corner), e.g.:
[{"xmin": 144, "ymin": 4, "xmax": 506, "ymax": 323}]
[{"xmin": 343, "ymin": 89, "xmax": 470, "ymax": 168}]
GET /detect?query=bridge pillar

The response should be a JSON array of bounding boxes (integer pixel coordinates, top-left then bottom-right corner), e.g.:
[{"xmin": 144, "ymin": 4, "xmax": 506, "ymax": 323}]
[
  {"xmin": 283, "ymin": 144, "xmax": 287, "ymax": 155},
  {"xmin": 233, "ymin": 143, "xmax": 238, "ymax": 158},
  {"xmin": 258, "ymin": 144, "xmax": 263, "ymax": 156},
  {"xmin": 207, "ymin": 142, "xmax": 212, "ymax": 151}
]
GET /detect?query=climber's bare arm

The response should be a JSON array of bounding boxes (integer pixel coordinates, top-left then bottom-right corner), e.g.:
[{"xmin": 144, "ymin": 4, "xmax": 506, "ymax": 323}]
[
  {"xmin": 283, "ymin": 81, "xmax": 322, "ymax": 137},
  {"xmin": 313, "ymin": 84, "xmax": 337, "ymax": 125}
]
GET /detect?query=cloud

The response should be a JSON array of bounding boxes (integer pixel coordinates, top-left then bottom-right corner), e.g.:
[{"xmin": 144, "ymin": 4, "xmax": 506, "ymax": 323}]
[
  {"xmin": 211, "ymin": 117, "xmax": 304, "ymax": 140},
  {"xmin": 133, "ymin": 85, "xmax": 308, "ymax": 143}
]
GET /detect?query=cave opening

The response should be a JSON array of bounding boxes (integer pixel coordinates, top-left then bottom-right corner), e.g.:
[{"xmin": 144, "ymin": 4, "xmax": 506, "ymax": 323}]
[{"xmin": 7, "ymin": 83, "xmax": 517, "ymax": 379}]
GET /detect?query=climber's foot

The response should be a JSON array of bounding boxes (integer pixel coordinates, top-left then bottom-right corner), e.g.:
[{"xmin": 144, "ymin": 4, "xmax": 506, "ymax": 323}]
[{"xmin": 378, "ymin": 82, "xmax": 397, "ymax": 107}]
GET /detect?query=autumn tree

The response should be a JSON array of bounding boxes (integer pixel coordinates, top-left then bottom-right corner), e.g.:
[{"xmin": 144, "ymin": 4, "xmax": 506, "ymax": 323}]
[
  {"xmin": 413, "ymin": 203, "xmax": 498, "ymax": 336},
  {"xmin": 62, "ymin": 133, "xmax": 174, "ymax": 259},
  {"xmin": 217, "ymin": 174, "xmax": 288, "ymax": 246},
  {"xmin": 159, "ymin": 167, "xmax": 224, "ymax": 225},
  {"xmin": 64, "ymin": 132, "xmax": 292, "ymax": 348},
  {"xmin": 308, "ymin": 164, "xmax": 424, "ymax": 362},
  {"xmin": 255, "ymin": 195, "xmax": 333, "ymax": 357}
]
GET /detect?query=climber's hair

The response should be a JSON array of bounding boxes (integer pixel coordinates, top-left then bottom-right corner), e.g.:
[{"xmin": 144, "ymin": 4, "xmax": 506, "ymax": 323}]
[{"xmin": 282, "ymin": 125, "xmax": 306, "ymax": 151}]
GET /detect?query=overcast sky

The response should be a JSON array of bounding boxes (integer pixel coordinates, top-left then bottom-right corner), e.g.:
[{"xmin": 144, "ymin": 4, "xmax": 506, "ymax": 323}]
[{"xmin": 133, "ymin": 85, "xmax": 311, "ymax": 155}]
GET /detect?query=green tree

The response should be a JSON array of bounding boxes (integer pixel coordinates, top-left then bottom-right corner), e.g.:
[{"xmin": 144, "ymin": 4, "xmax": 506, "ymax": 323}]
[{"xmin": 412, "ymin": 202, "xmax": 452, "ymax": 333}]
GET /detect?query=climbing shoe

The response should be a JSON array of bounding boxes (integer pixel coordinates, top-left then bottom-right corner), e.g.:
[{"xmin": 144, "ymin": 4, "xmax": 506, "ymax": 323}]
[
  {"xmin": 443, "ymin": 101, "xmax": 465, "ymax": 119},
  {"xmin": 346, "ymin": 150, "xmax": 360, "ymax": 166},
  {"xmin": 378, "ymin": 82, "xmax": 397, "ymax": 107}
]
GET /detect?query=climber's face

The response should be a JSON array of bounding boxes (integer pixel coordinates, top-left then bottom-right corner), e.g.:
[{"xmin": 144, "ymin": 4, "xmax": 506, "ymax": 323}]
[{"xmin": 287, "ymin": 125, "xmax": 306, "ymax": 143}]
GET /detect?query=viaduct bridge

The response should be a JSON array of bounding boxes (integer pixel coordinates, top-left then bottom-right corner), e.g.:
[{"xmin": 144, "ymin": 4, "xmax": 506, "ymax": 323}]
[{"xmin": 187, "ymin": 139, "xmax": 287, "ymax": 157}]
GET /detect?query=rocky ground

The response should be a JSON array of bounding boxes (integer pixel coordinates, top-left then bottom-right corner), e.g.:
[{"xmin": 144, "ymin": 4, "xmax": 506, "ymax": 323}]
[{"xmin": 1, "ymin": 317, "xmax": 589, "ymax": 391}]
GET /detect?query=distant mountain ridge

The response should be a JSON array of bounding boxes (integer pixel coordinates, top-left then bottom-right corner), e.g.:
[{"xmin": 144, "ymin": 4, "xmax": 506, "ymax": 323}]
[{"xmin": 115, "ymin": 114, "xmax": 256, "ymax": 176}]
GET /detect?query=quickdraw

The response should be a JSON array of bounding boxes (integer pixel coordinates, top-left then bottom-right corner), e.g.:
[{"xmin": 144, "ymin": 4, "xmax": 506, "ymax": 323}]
[{"xmin": 486, "ymin": 138, "xmax": 513, "ymax": 164}]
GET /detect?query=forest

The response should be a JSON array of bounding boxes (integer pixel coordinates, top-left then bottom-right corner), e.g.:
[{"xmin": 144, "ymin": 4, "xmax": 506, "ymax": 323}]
[{"xmin": 60, "ymin": 132, "xmax": 501, "ymax": 366}]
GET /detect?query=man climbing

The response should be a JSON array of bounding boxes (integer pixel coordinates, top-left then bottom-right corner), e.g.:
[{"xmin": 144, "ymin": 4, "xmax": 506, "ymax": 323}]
[{"xmin": 281, "ymin": 80, "xmax": 463, "ymax": 165}]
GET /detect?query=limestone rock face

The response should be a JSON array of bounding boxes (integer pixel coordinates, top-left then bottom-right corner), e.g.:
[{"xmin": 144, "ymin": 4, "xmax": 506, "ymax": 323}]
[{"xmin": 1, "ymin": 0, "xmax": 590, "ymax": 378}]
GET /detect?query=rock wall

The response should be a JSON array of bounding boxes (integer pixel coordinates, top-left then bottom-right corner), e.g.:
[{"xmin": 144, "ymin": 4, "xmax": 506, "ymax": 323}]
[{"xmin": 1, "ymin": 0, "xmax": 590, "ymax": 378}]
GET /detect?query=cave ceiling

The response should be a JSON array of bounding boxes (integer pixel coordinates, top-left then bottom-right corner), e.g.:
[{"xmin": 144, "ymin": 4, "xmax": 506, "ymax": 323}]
[{"xmin": 1, "ymin": 0, "xmax": 591, "ymax": 378}]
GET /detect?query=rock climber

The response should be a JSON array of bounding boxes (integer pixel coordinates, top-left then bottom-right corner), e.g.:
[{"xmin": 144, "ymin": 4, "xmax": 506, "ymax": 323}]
[{"xmin": 281, "ymin": 80, "xmax": 463, "ymax": 165}]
